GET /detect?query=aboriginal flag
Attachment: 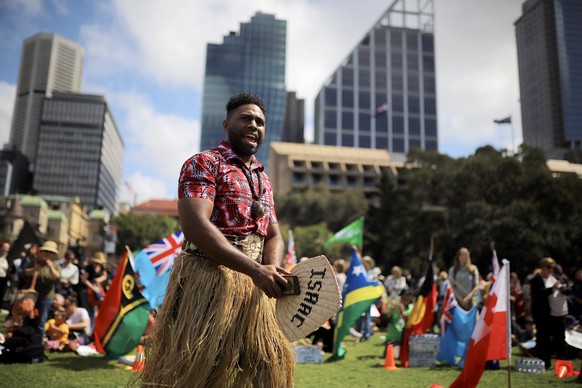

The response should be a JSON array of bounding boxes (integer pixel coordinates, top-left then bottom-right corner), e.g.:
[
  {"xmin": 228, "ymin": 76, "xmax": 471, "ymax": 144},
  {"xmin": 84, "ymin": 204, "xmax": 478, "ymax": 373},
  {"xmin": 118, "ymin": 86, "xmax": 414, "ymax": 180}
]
[
  {"xmin": 399, "ymin": 261, "xmax": 438, "ymax": 367},
  {"xmin": 93, "ymin": 248, "xmax": 150, "ymax": 358}
]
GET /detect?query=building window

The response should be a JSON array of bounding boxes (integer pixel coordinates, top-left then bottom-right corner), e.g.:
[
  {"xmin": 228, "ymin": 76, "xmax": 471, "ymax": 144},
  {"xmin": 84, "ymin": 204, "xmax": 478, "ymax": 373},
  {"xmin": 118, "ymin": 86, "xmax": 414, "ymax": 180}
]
[
  {"xmin": 359, "ymin": 113, "xmax": 371, "ymax": 131},
  {"xmin": 311, "ymin": 161, "xmax": 322, "ymax": 169},
  {"xmin": 325, "ymin": 109, "xmax": 337, "ymax": 127},
  {"xmin": 425, "ymin": 118, "xmax": 437, "ymax": 136},
  {"xmin": 292, "ymin": 160, "xmax": 306, "ymax": 168},
  {"xmin": 342, "ymin": 67, "xmax": 354, "ymax": 86},
  {"xmin": 342, "ymin": 90, "xmax": 354, "ymax": 108},
  {"xmin": 342, "ymin": 133, "xmax": 354, "ymax": 146},
  {"xmin": 393, "ymin": 115, "xmax": 404, "ymax": 134},
  {"xmin": 342, "ymin": 112, "xmax": 353, "ymax": 130},
  {"xmin": 324, "ymin": 132, "xmax": 336, "ymax": 145},
  {"xmin": 360, "ymin": 134, "xmax": 371, "ymax": 148},
  {"xmin": 325, "ymin": 87, "xmax": 337, "ymax": 106},
  {"xmin": 393, "ymin": 137, "xmax": 405, "ymax": 153},
  {"xmin": 409, "ymin": 117, "xmax": 420, "ymax": 135},
  {"xmin": 293, "ymin": 173, "xmax": 305, "ymax": 184}
]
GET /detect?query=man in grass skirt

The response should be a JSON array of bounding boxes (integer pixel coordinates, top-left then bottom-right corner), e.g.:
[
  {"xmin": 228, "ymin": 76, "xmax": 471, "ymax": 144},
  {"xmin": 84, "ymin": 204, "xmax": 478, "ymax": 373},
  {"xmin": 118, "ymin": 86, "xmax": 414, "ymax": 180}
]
[{"xmin": 141, "ymin": 93, "xmax": 294, "ymax": 387}]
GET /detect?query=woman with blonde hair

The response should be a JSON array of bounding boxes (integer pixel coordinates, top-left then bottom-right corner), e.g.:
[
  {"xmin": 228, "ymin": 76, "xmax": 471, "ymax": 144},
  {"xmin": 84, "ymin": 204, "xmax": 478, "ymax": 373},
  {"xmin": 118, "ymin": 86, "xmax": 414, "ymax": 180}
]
[{"xmin": 448, "ymin": 247, "xmax": 480, "ymax": 310}]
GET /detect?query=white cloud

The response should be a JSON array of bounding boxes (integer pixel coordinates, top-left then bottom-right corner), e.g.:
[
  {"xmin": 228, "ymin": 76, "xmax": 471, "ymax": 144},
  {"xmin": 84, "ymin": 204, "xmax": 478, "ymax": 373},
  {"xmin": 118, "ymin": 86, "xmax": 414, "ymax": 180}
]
[
  {"xmin": 121, "ymin": 172, "xmax": 172, "ymax": 205},
  {"xmin": 104, "ymin": 90, "xmax": 198, "ymax": 201},
  {"xmin": 2, "ymin": 0, "xmax": 43, "ymax": 15},
  {"xmin": 0, "ymin": 81, "xmax": 15, "ymax": 147}
]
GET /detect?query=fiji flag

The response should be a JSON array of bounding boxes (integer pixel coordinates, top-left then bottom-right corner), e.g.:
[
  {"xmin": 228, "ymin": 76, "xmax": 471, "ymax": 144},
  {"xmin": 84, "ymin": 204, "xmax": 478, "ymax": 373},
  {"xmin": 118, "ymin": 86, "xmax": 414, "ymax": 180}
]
[
  {"xmin": 134, "ymin": 231, "xmax": 184, "ymax": 308},
  {"xmin": 330, "ymin": 248, "xmax": 384, "ymax": 360},
  {"xmin": 93, "ymin": 248, "xmax": 150, "ymax": 358},
  {"xmin": 436, "ymin": 301, "xmax": 477, "ymax": 367}
]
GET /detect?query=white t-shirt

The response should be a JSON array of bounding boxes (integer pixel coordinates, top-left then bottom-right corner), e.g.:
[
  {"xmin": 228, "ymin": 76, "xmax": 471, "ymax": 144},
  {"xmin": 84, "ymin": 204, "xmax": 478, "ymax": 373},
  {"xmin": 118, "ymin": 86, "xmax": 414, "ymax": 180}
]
[
  {"xmin": 60, "ymin": 263, "xmax": 79, "ymax": 285},
  {"xmin": 67, "ymin": 307, "xmax": 91, "ymax": 335},
  {"xmin": 545, "ymin": 275, "xmax": 568, "ymax": 317}
]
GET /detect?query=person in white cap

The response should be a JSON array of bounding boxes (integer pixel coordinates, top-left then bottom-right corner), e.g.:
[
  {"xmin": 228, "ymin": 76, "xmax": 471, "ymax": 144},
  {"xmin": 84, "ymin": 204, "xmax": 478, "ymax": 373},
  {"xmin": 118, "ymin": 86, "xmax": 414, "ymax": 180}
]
[{"xmin": 21, "ymin": 241, "xmax": 61, "ymax": 336}]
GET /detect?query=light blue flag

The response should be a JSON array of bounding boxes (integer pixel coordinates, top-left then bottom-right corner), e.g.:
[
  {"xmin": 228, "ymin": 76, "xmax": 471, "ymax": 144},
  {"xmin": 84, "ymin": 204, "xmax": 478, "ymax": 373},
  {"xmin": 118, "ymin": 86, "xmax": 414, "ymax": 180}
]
[
  {"xmin": 133, "ymin": 231, "xmax": 184, "ymax": 309},
  {"xmin": 436, "ymin": 305, "xmax": 477, "ymax": 366}
]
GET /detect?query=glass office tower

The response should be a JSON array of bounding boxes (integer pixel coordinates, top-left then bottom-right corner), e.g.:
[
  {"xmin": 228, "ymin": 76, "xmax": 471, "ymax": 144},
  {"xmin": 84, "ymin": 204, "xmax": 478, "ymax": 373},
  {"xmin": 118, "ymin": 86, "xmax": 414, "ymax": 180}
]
[
  {"xmin": 199, "ymin": 12, "xmax": 287, "ymax": 171},
  {"xmin": 515, "ymin": 0, "xmax": 582, "ymax": 161},
  {"xmin": 314, "ymin": 0, "xmax": 436, "ymax": 160},
  {"xmin": 34, "ymin": 93, "xmax": 124, "ymax": 215}
]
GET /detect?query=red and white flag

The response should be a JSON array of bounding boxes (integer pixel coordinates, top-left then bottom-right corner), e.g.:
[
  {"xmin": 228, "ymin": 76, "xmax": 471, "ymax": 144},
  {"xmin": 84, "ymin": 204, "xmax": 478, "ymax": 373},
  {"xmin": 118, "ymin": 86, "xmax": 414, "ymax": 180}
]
[
  {"xmin": 285, "ymin": 229, "xmax": 297, "ymax": 269},
  {"xmin": 450, "ymin": 259, "xmax": 509, "ymax": 388}
]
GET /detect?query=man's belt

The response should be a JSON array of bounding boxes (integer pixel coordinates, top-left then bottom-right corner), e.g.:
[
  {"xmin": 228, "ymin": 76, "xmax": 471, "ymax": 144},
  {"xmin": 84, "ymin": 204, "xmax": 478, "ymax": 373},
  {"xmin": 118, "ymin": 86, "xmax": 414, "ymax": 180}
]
[{"xmin": 182, "ymin": 234, "xmax": 265, "ymax": 263}]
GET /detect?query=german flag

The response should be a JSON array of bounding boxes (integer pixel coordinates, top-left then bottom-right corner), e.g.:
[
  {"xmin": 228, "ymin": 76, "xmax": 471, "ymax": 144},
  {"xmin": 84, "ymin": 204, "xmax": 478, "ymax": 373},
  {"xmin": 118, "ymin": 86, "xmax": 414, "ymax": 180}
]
[
  {"xmin": 93, "ymin": 249, "xmax": 150, "ymax": 358},
  {"xmin": 399, "ymin": 261, "xmax": 437, "ymax": 367}
]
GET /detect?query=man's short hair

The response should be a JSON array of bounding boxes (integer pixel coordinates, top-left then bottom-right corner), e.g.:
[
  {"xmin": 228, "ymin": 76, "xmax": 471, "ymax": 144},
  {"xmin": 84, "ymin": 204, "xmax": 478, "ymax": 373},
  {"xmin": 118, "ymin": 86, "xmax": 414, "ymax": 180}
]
[{"xmin": 226, "ymin": 93, "xmax": 266, "ymax": 117}]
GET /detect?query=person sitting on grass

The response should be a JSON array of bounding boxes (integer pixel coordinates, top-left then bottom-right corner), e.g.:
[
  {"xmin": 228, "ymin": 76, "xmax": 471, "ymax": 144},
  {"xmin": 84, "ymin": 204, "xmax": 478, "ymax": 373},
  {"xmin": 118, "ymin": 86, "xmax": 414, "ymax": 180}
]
[
  {"xmin": 64, "ymin": 296, "xmax": 90, "ymax": 350},
  {"xmin": 44, "ymin": 310, "xmax": 69, "ymax": 352}
]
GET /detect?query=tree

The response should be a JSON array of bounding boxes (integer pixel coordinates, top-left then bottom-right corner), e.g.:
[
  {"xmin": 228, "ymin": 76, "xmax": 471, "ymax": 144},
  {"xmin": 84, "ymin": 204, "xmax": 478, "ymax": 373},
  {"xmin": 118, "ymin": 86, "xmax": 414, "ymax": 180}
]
[{"xmin": 111, "ymin": 213, "xmax": 179, "ymax": 253}]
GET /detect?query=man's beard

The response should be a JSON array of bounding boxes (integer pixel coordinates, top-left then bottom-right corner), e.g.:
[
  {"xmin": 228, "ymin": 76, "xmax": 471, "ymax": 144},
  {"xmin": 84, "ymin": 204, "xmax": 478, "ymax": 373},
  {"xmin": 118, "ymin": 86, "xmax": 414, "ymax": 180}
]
[{"xmin": 228, "ymin": 129, "xmax": 263, "ymax": 157}]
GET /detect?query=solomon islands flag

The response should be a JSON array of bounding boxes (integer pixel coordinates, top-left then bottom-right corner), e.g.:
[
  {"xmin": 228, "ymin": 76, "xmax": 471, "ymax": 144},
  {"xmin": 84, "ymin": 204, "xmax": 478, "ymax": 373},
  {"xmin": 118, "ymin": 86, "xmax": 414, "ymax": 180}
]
[{"xmin": 330, "ymin": 248, "xmax": 384, "ymax": 360}]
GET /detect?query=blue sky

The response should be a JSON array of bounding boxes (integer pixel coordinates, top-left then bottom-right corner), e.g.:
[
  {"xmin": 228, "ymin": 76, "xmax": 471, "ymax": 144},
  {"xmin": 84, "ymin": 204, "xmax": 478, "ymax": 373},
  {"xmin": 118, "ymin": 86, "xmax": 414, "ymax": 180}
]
[{"xmin": 0, "ymin": 0, "xmax": 523, "ymax": 204}]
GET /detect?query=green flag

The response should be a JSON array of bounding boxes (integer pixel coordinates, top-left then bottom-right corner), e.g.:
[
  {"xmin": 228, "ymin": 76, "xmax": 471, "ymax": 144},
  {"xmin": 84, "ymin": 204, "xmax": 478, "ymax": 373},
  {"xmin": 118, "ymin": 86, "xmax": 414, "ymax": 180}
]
[{"xmin": 324, "ymin": 217, "xmax": 364, "ymax": 249}]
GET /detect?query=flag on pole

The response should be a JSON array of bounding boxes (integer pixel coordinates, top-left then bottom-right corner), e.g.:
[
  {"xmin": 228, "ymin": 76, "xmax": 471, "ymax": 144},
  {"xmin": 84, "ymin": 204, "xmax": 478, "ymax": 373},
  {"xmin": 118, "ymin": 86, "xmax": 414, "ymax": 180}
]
[
  {"xmin": 370, "ymin": 103, "xmax": 388, "ymax": 118},
  {"xmin": 93, "ymin": 248, "xmax": 150, "ymax": 358},
  {"xmin": 285, "ymin": 229, "xmax": 297, "ymax": 269},
  {"xmin": 490, "ymin": 248, "xmax": 500, "ymax": 284},
  {"xmin": 493, "ymin": 116, "xmax": 511, "ymax": 124},
  {"xmin": 134, "ymin": 230, "xmax": 184, "ymax": 308},
  {"xmin": 439, "ymin": 281, "xmax": 457, "ymax": 336},
  {"xmin": 450, "ymin": 259, "xmax": 509, "ymax": 388},
  {"xmin": 323, "ymin": 217, "xmax": 364, "ymax": 249},
  {"xmin": 436, "ymin": 302, "xmax": 477, "ymax": 367},
  {"xmin": 330, "ymin": 248, "xmax": 384, "ymax": 360},
  {"xmin": 399, "ymin": 261, "xmax": 438, "ymax": 367}
]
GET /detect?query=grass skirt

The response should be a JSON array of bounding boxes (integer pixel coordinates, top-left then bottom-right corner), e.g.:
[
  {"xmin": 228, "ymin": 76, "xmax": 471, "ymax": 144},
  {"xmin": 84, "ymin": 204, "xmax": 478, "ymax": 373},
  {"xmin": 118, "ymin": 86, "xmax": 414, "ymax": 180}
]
[{"xmin": 141, "ymin": 251, "xmax": 294, "ymax": 387}]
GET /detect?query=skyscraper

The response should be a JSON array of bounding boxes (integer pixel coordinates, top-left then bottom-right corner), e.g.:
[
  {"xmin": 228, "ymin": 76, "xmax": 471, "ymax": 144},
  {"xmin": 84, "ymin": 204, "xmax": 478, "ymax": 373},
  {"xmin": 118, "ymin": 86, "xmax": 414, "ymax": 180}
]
[
  {"xmin": 314, "ymin": 0, "xmax": 437, "ymax": 160},
  {"xmin": 34, "ymin": 92, "xmax": 124, "ymax": 215},
  {"xmin": 9, "ymin": 32, "xmax": 84, "ymax": 165},
  {"xmin": 199, "ymin": 12, "xmax": 287, "ymax": 170},
  {"xmin": 515, "ymin": 0, "xmax": 582, "ymax": 161}
]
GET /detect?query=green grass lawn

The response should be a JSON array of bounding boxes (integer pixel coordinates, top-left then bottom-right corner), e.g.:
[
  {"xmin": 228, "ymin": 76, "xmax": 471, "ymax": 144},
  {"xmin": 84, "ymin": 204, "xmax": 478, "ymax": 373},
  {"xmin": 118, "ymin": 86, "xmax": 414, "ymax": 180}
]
[{"xmin": 0, "ymin": 311, "xmax": 575, "ymax": 387}]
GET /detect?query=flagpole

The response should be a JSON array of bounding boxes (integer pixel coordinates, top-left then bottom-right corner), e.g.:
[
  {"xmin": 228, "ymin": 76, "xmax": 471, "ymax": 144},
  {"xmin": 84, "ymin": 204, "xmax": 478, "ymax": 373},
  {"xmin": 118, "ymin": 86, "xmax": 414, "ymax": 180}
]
[{"xmin": 504, "ymin": 259, "xmax": 512, "ymax": 388}]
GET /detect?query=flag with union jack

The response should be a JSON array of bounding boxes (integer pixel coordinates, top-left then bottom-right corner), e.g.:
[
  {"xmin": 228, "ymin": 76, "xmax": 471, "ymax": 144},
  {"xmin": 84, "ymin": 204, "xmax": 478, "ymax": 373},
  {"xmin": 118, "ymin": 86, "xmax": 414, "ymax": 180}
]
[
  {"xmin": 134, "ymin": 230, "xmax": 184, "ymax": 308},
  {"xmin": 440, "ymin": 281, "xmax": 457, "ymax": 335},
  {"xmin": 436, "ymin": 281, "xmax": 477, "ymax": 366}
]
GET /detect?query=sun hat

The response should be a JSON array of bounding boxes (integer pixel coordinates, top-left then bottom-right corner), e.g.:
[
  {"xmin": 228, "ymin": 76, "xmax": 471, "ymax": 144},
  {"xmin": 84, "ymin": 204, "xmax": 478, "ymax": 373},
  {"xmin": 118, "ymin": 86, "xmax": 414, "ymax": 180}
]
[
  {"xmin": 275, "ymin": 255, "xmax": 342, "ymax": 342},
  {"xmin": 91, "ymin": 251, "xmax": 107, "ymax": 264},
  {"xmin": 39, "ymin": 240, "xmax": 59, "ymax": 254}
]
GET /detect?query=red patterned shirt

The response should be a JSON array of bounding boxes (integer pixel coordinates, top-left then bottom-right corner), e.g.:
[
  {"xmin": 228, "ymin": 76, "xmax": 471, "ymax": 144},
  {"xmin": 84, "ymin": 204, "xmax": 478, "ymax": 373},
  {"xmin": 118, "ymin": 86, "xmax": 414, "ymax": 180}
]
[{"xmin": 178, "ymin": 141, "xmax": 277, "ymax": 236}]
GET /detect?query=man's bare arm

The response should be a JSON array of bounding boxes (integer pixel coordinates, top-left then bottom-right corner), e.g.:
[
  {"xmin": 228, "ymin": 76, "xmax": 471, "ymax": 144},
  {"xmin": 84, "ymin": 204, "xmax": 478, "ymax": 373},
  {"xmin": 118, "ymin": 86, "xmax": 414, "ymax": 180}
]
[{"xmin": 178, "ymin": 197, "xmax": 290, "ymax": 298}]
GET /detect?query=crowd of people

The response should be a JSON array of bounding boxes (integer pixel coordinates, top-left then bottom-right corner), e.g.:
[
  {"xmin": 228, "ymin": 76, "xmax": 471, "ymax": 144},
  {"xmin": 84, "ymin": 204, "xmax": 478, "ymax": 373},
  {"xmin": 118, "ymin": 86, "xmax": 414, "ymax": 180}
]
[
  {"xmin": 319, "ymin": 247, "xmax": 582, "ymax": 370},
  {"xmin": 0, "ymin": 239, "xmax": 113, "ymax": 363}
]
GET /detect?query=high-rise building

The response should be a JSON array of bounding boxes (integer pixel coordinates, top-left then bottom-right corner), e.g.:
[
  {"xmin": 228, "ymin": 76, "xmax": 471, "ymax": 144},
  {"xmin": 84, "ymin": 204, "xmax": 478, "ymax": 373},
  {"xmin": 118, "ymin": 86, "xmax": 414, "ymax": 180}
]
[
  {"xmin": 314, "ymin": 0, "xmax": 437, "ymax": 160},
  {"xmin": 8, "ymin": 32, "xmax": 84, "ymax": 165},
  {"xmin": 515, "ymin": 0, "xmax": 582, "ymax": 162},
  {"xmin": 282, "ymin": 91, "xmax": 305, "ymax": 143},
  {"xmin": 33, "ymin": 92, "xmax": 124, "ymax": 215},
  {"xmin": 199, "ymin": 12, "xmax": 287, "ymax": 170}
]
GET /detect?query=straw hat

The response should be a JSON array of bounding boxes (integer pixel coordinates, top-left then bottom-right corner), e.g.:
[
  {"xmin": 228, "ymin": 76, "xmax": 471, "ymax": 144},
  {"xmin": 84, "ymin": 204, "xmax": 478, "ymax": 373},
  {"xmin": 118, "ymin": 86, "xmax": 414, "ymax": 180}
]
[
  {"xmin": 39, "ymin": 241, "xmax": 59, "ymax": 254},
  {"xmin": 91, "ymin": 252, "xmax": 107, "ymax": 264},
  {"xmin": 275, "ymin": 255, "xmax": 342, "ymax": 342}
]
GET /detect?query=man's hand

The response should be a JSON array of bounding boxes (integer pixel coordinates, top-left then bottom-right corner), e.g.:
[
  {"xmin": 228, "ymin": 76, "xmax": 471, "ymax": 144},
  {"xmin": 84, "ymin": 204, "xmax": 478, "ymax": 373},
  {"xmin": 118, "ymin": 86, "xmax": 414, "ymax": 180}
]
[{"xmin": 250, "ymin": 265, "xmax": 291, "ymax": 299}]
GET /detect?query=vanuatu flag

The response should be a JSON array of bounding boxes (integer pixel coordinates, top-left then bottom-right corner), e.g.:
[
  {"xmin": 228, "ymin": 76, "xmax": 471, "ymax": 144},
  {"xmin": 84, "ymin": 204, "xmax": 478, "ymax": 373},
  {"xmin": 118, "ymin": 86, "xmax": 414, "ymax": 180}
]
[
  {"xmin": 330, "ymin": 248, "xmax": 384, "ymax": 360},
  {"xmin": 399, "ymin": 260, "xmax": 438, "ymax": 367},
  {"xmin": 93, "ymin": 248, "xmax": 150, "ymax": 358}
]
